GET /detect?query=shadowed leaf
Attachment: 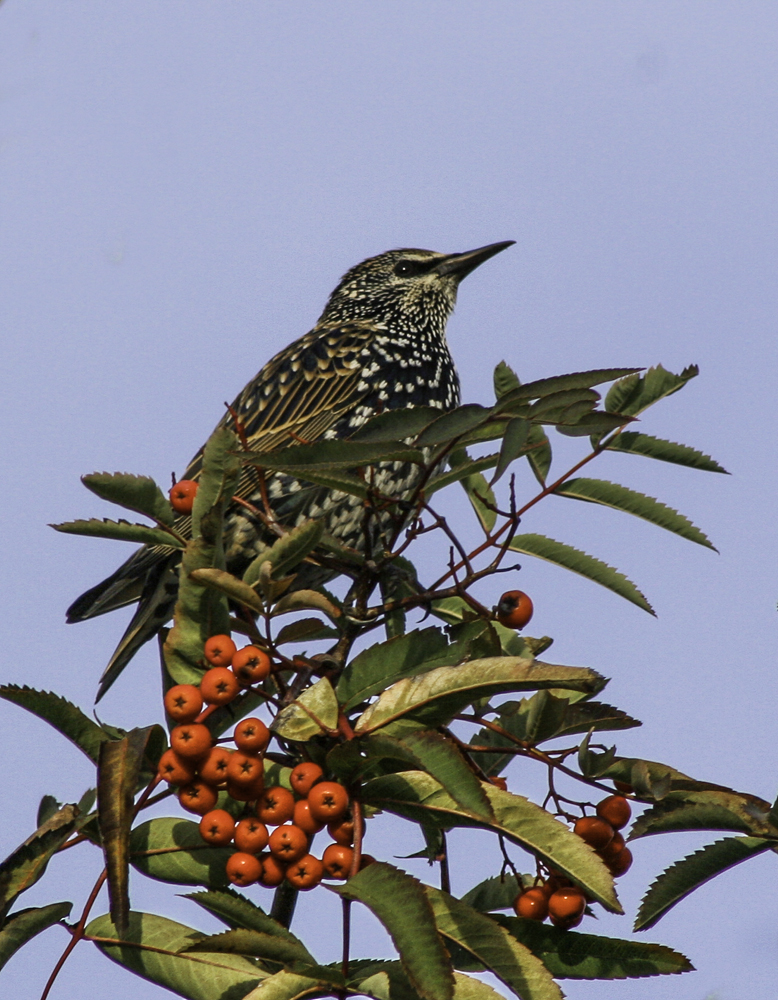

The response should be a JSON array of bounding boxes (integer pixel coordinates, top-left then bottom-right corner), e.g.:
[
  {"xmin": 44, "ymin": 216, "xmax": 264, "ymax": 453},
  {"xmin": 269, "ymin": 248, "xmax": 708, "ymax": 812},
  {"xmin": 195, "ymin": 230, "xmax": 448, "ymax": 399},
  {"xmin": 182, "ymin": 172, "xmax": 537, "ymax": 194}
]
[
  {"xmin": 130, "ymin": 818, "xmax": 232, "ymax": 888},
  {"xmin": 605, "ymin": 432, "xmax": 728, "ymax": 473},
  {"xmin": 50, "ymin": 518, "xmax": 183, "ymax": 548},
  {"xmin": 0, "ymin": 902, "xmax": 72, "ymax": 970},
  {"xmin": 81, "ymin": 472, "xmax": 175, "ymax": 525}
]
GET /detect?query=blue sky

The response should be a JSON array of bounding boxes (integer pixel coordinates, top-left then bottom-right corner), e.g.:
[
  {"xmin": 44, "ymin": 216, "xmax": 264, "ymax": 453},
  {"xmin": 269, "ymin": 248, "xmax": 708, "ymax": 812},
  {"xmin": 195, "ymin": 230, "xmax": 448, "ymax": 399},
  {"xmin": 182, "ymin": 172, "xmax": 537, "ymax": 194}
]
[{"xmin": 2, "ymin": 3, "xmax": 777, "ymax": 998}]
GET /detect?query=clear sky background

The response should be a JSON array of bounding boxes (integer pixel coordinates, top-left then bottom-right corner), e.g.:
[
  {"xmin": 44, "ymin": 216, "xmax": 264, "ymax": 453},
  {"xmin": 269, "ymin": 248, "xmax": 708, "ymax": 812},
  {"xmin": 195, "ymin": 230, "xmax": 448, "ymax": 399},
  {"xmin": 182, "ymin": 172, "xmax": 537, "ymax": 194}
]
[{"xmin": 2, "ymin": 3, "xmax": 777, "ymax": 999}]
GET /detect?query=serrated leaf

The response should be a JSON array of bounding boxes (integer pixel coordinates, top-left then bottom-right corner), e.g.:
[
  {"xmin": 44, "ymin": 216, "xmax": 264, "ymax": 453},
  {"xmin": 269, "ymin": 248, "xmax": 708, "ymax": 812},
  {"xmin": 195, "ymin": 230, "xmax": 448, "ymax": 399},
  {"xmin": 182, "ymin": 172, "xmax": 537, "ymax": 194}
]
[
  {"xmin": 272, "ymin": 589, "xmax": 342, "ymax": 622},
  {"xmin": 50, "ymin": 518, "xmax": 184, "ymax": 548},
  {"xmin": 461, "ymin": 875, "xmax": 525, "ymax": 913},
  {"xmin": 605, "ymin": 364, "xmax": 697, "ymax": 418},
  {"xmin": 493, "ymin": 916, "xmax": 694, "ymax": 978},
  {"xmin": 275, "ymin": 618, "xmax": 337, "ymax": 645},
  {"xmin": 188, "ymin": 567, "xmax": 265, "ymax": 613},
  {"xmin": 552, "ymin": 700, "xmax": 641, "ymax": 739},
  {"xmin": 336, "ymin": 628, "xmax": 448, "ymax": 711},
  {"xmin": 528, "ymin": 388, "xmax": 600, "ymax": 421},
  {"xmin": 354, "ymin": 657, "xmax": 604, "ymax": 737},
  {"xmin": 0, "ymin": 902, "xmax": 72, "ymax": 970},
  {"xmin": 184, "ymin": 927, "xmax": 315, "ymax": 966},
  {"xmin": 425, "ymin": 886, "xmax": 562, "ymax": 1000},
  {"xmin": 86, "ymin": 911, "xmax": 263, "ymax": 1000},
  {"xmin": 553, "ymin": 478, "xmax": 715, "ymax": 550},
  {"xmin": 191, "ymin": 427, "xmax": 241, "ymax": 538},
  {"xmin": 600, "ymin": 757, "xmax": 730, "ymax": 801},
  {"xmin": 414, "ymin": 405, "xmax": 490, "ymax": 446},
  {"xmin": 370, "ymin": 731, "xmax": 493, "ymax": 820},
  {"xmin": 635, "ymin": 836, "xmax": 774, "ymax": 931},
  {"xmin": 496, "ymin": 369, "xmax": 641, "ymax": 410},
  {"xmin": 605, "ymin": 432, "xmax": 728, "ymax": 473},
  {"xmin": 273, "ymin": 677, "xmax": 339, "ymax": 741},
  {"xmin": 351, "ymin": 406, "xmax": 441, "ymax": 442},
  {"xmin": 242, "ymin": 968, "xmax": 337, "ymax": 1000},
  {"xmin": 459, "ymin": 470, "xmax": 497, "ymax": 533},
  {"xmin": 243, "ymin": 438, "xmax": 423, "ymax": 470},
  {"xmin": 556, "ymin": 412, "xmax": 632, "ymax": 437},
  {"xmin": 130, "ymin": 818, "xmax": 231, "ymax": 887},
  {"xmin": 426, "ymin": 453, "xmax": 501, "ymax": 496},
  {"xmin": 99, "ymin": 726, "xmax": 164, "ymax": 934},
  {"xmin": 0, "ymin": 685, "xmax": 121, "ymax": 762},
  {"xmin": 493, "ymin": 361, "xmax": 521, "ymax": 399},
  {"xmin": 0, "ymin": 807, "xmax": 78, "ymax": 914},
  {"xmin": 630, "ymin": 789, "xmax": 772, "ymax": 839},
  {"xmin": 333, "ymin": 862, "xmax": 455, "ymax": 1000},
  {"xmin": 525, "ymin": 424, "xmax": 552, "ymax": 485},
  {"xmin": 82, "ymin": 471, "xmax": 175, "ymax": 525},
  {"xmin": 243, "ymin": 520, "xmax": 324, "ymax": 585},
  {"xmin": 184, "ymin": 888, "xmax": 304, "ymax": 944},
  {"xmin": 490, "ymin": 418, "xmax": 530, "ymax": 484},
  {"xmin": 361, "ymin": 774, "xmax": 619, "ymax": 911}
]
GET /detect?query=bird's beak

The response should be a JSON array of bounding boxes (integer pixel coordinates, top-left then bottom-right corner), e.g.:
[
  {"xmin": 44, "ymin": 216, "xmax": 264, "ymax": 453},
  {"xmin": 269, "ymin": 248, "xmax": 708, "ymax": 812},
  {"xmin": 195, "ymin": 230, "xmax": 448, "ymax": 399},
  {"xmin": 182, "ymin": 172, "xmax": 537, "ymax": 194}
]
[{"xmin": 433, "ymin": 240, "xmax": 516, "ymax": 281}]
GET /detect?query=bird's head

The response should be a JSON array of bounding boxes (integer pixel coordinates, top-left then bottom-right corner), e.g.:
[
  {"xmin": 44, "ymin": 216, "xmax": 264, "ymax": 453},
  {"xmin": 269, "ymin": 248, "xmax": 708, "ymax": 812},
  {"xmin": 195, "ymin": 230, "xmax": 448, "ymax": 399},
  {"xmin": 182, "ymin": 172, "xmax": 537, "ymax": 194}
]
[{"xmin": 318, "ymin": 241, "xmax": 515, "ymax": 335}]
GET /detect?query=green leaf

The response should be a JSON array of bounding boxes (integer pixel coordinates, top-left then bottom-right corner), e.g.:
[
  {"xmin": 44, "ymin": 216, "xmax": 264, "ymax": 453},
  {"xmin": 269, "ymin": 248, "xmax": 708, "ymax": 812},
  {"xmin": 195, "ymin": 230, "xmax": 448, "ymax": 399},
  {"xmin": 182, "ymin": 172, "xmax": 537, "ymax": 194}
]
[
  {"xmin": 0, "ymin": 902, "xmax": 72, "ymax": 970},
  {"xmin": 493, "ymin": 916, "xmax": 694, "ymax": 979},
  {"xmin": 98, "ymin": 727, "xmax": 164, "ymax": 934},
  {"xmin": 272, "ymin": 677, "xmax": 339, "ymax": 741},
  {"xmin": 600, "ymin": 756, "xmax": 730, "ymax": 801},
  {"xmin": 635, "ymin": 836, "xmax": 775, "ymax": 931},
  {"xmin": 605, "ymin": 432, "xmax": 728, "ymax": 474},
  {"xmin": 425, "ymin": 886, "xmax": 562, "ymax": 1000},
  {"xmin": 184, "ymin": 888, "xmax": 305, "ymax": 944},
  {"xmin": 362, "ymin": 774, "xmax": 619, "ymax": 912},
  {"xmin": 50, "ymin": 518, "xmax": 184, "ymax": 548},
  {"xmin": 0, "ymin": 806, "xmax": 78, "ymax": 915},
  {"xmin": 130, "ymin": 818, "xmax": 231, "ymax": 887},
  {"xmin": 630, "ymin": 789, "xmax": 772, "ymax": 839},
  {"xmin": 85, "ymin": 911, "xmax": 264, "ymax": 1000},
  {"xmin": 553, "ymin": 478, "xmax": 716, "ymax": 550},
  {"xmin": 459, "ymin": 469, "xmax": 497, "ymax": 533},
  {"xmin": 527, "ymin": 388, "xmax": 599, "ymax": 421},
  {"xmin": 354, "ymin": 657, "xmax": 604, "ymax": 737},
  {"xmin": 491, "ymin": 418, "xmax": 530, "ymax": 484},
  {"xmin": 414, "ymin": 405, "xmax": 491, "ymax": 446},
  {"xmin": 493, "ymin": 361, "xmax": 521, "ymax": 399},
  {"xmin": 351, "ymin": 406, "xmax": 441, "ymax": 442},
  {"xmin": 191, "ymin": 427, "xmax": 241, "ymax": 538},
  {"xmin": 244, "ymin": 438, "xmax": 423, "ymax": 470},
  {"xmin": 0, "ymin": 685, "xmax": 122, "ymax": 762},
  {"xmin": 275, "ymin": 618, "xmax": 338, "ymax": 645},
  {"xmin": 556, "ymin": 412, "xmax": 632, "ymax": 437},
  {"xmin": 333, "ymin": 862, "xmax": 455, "ymax": 1000},
  {"xmin": 369, "ymin": 731, "xmax": 494, "ymax": 820},
  {"xmin": 461, "ymin": 875, "xmax": 525, "ymax": 913},
  {"xmin": 184, "ymin": 927, "xmax": 316, "ymax": 966},
  {"xmin": 36, "ymin": 795, "xmax": 61, "ymax": 827},
  {"xmin": 336, "ymin": 628, "xmax": 448, "ymax": 711},
  {"xmin": 605, "ymin": 364, "xmax": 698, "ymax": 418},
  {"xmin": 426, "ymin": 453, "xmax": 501, "ymax": 496},
  {"xmin": 188, "ymin": 567, "xmax": 265, "ymax": 614},
  {"xmin": 525, "ymin": 425, "xmax": 552, "ymax": 485},
  {"xmin": 81, "ymin": 471, "xmax": 175, "ymax": 525},
  {"xmin": 496, "ymin": 369, "xmax": 641, "ymax": 409},
  {"xmin": 272, "ymin": 588, "xmax": 342, "ymax": 622},
  {"xmin": 241, "ymin": 969, "xmax": 336, "ymax": 1000},
  {"xmin": 243, "ymin": 520, "xmax": 324, "ymax": 584}
]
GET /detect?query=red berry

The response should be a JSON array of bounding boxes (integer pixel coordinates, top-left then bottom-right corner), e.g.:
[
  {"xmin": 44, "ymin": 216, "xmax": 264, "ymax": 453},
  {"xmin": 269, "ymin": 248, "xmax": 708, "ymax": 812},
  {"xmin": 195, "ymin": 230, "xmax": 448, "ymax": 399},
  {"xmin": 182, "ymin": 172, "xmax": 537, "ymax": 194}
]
[
  {"xmin": 169, "ymin": 480, "xmax": 198, "ymax": 515},
  {"xmin": 495, "ymin": 590, "xmax": 534, "ymax": 630},
  {"xmin": 596, "ymin": 795, "xmax": 632, "ymax": 831},
  {"xmin": 514, "ymin": 888, "xmax": 549, "ymax": 921}
]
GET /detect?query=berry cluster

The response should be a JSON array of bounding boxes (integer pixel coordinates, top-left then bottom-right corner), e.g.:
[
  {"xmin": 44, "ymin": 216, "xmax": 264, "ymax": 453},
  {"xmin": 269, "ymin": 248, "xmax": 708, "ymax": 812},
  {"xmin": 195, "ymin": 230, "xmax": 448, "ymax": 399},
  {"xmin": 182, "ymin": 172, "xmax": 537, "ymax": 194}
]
[
  {"xmin": 513, "ymin": 793, "xmax": 633, "ymax": 929},
  {"xmin": 158, "ymin": 633, "xmax": 369, "ymax": 893}
]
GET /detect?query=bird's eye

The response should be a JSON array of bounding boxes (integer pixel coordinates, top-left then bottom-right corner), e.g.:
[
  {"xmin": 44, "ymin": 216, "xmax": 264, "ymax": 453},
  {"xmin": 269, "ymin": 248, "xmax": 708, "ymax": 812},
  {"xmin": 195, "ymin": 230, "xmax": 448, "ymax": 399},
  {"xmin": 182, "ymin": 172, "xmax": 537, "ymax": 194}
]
[{"xmin": 394, "ymin": 260, "xmax": 424, "ymax": 278}]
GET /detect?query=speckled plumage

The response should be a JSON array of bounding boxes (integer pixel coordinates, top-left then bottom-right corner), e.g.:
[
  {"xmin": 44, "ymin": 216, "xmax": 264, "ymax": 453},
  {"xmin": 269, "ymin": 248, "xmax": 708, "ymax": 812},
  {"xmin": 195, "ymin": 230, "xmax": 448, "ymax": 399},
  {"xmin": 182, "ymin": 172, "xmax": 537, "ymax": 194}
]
[{"xmin": 67, "ymin": 241, "xmax": 514, "ymax": 697}]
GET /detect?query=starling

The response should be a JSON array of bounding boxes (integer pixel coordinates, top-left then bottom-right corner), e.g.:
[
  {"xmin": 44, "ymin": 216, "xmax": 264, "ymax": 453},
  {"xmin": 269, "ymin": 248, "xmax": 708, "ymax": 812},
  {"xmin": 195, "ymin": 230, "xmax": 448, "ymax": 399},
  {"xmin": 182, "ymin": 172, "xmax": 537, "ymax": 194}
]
[{"xmin": 67, "ymin": 241, "xmax": 514, "ymax": 697}]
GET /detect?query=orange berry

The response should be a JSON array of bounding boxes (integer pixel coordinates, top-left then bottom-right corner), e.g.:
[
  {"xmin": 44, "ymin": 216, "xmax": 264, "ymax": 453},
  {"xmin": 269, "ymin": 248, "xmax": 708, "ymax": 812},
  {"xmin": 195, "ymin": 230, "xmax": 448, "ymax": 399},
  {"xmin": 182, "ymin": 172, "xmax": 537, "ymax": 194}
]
[
  {"xmin": 169, "ymin": 480, "xmax": 198, "ymax": 515},
  {"xmin": 164, "ymin": 684, "xmax": 204, "ymax": 723},
  {"xmin": 290, "ymin": 762, "xmax": 324, "ymax": 797},
  {"xmin": 226, "ymin": 751, "xmax": 264, "ymax": 788},
  {"xmin": 226, "ymin": 851, "xmax": 262, "ymax": 886},
  {"xmin": 204, "ymin": 634, "xmax": 237, "ymax": 667},
  {"xmin": 308, "ymin": 782, "xmax": 349, "ymax": 824},
  {"xmin": 178, "ymin": 781, "xmax": 218, "ymax": 815},
  {"xmin": 607, "ymin": 846, "xmax": 633, "ymax": 877},
  {"xmin": 327, "ymin": 818, "xmax": 355, "ymax": 845},
  {"xmin": 596, "ymin": 795, "xmax": 632, "ymax": 831},
  {"xmin": 574, "ymin": 816, "xmax": 615, "ymax": 851},
  {"xmin": 198, "ymin": 809, "xmax": 235, "ymax": 846},
  {"xmin": 170, "ymin": 723, "xmax": 212, "ymax": 760},
  {"xmin": 234, "ymin": 817, "xmax": 270, "ymax": 854},
  {"xmin": 258, "ymin": 852, "xmax": 286, "ymax": 887},
  {"xmin": 286, "ymin": 853, "xmax": 324, "ymax": 890},
  {"xmin": 322, "ymin": 843, "xmax": 354, "ymax": 880},
  {"xmin": 613, "ymin": 780, "xmax": 633, "ymax": 794},
  {"xmin": 293, "ymin": 799, "xmax": 325, "ymax": 836},
  {"xmin": 200, "ymin": 666, "xmax": 239, "ymax": 706},
  {"xmin": 199, "ymin": 746, "xmax": 232, "ymax": 786},
  {"xmin": 226, "ymin": 774, "xmax": 265, "ymax": 802},
  {"xmin": 257, "ymin": 786, "xmax": 295, "ymax": 825},
  {"xmin": 495, "ymin": 590, "xmax": 534, "ymax": 630},
  {"xmin": 268, "ymin": 824, "xmax": 309, "ymax": 864},
  {"xmin": 548, "ymin": 888, "xmax": 587, "ymax": 926},
  {"xmin": 158, "ymin": 748, "xmax": 197, "ymax": 786},
  {"xmin": 232, "ymin": 645, "xmax": 272, "ymax": 686},
  {"xmin": 358, "ymin": 853, "xmax": 376, "ymax": 870},
  {"xmin": 514, "ymin": 888, "xmax": 549, "ymax": 921},
  {"xmin": 234, "ymin": 717, "xmax": 270, "ymax": 754}
]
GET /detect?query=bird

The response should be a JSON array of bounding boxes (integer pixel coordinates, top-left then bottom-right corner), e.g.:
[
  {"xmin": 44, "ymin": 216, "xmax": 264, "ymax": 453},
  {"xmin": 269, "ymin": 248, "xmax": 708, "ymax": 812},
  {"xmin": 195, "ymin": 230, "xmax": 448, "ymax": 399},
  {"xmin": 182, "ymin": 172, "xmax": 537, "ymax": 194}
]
[{"xmin": 67, "ymin": 241, "xmax": 515, "ymax": 699}]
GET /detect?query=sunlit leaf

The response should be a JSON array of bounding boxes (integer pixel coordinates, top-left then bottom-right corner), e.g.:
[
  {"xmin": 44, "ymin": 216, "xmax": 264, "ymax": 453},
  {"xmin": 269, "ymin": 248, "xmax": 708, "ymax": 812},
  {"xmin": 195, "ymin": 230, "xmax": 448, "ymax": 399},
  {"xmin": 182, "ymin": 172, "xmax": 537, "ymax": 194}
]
[
  {"xmin": 130, "ymin": 818, "xmax": 231, "ymax": 888},
  {"xmin": 604, "ymin": 364, "xmax": 697, "ymax": 418},
  {"xmin": 189, "ymin": 567, "xmax": 264, "ymax": 614},
  {"xmin": 273, "ymin": 677, "xmax": 339, "ymax": 741},
  {"xmin": 81, "ymin": 471, "xmax": 175, "ymax": 525}
]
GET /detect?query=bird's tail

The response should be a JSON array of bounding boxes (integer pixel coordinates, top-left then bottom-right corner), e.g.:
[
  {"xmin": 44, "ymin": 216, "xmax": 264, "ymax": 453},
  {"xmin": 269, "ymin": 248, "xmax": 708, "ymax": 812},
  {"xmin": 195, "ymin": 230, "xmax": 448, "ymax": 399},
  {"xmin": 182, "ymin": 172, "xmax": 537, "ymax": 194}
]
[{"xmin": 67, "ymin": 548, "xmax": 181, "ymax": 701}]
